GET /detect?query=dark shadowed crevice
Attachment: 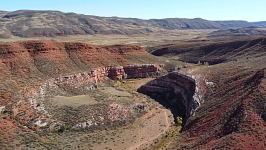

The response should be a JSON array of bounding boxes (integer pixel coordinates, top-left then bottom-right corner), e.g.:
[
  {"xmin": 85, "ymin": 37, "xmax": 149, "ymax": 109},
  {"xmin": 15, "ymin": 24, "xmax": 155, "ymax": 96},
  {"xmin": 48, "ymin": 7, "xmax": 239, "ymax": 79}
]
[{"xmin": 137, "ymin": 72, "xmax": 199, "ymax": 127}]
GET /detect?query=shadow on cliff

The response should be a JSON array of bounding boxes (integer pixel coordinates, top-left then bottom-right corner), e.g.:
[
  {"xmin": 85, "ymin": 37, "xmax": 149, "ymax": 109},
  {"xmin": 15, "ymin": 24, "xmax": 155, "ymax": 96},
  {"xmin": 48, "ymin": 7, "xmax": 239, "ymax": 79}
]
[
  {"xmin": 148, "ymin": 92, "xmax": 186, "ymax": 125},
  {"xmin": 137, "ymin": 72, "xmax": 197, "ymax": 128}
]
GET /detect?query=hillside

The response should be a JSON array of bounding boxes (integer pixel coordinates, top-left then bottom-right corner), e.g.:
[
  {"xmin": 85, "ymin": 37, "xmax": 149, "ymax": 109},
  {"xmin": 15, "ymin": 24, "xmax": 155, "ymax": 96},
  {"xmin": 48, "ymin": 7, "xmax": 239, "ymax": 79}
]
[
  {"xmin": 148, "ymin": 37, "xmax": 266, "ymax": 149},
  {"xmin": 0, "ymin": 40, "xmax": 160, "ymax": 77},
  {"xmin": 0, "ymin": 40, "xmax": 161, "ymax": 111},
  {"xmin": 252, "ymin": 21, "xmax": 266, "ymax": 27},
  {"xmin": 150, "ymin": 37, "xmax": 266, "ymax": 64},
  {"xmin": 178, "ymin": 60, "xmax": 266, "ymax": 149},
  {"xmin": 0, "ymin": 10, "xmax": 260, "ymax": 38},
  {"xmin": 209, "ymin": 27, "xmax": 266, "ymax": 37}
]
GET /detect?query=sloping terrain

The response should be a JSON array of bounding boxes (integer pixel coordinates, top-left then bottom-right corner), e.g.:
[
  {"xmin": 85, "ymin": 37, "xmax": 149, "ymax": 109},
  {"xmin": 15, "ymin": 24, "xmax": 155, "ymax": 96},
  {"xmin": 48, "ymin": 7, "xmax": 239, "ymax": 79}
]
[
  {"xmin": 209, "ymin": 27, "xmax": 266, "ymax": 37},
  {"xmin": 150, "ymin": 37, "xmax": 266, "ymax": 64},
  {"xmin": 0, "ymin": 40, "xmax": 158, "ymax": 77},
  {"xmin": 176, "ymin": 59, "xmax": 266, "ymax": 149},
  {"xmin": 215, "ymin": 20, "xmax": 254, "ymax": 28},
  {"xmin": 146, "ymin": 37, "xmax": 266, "ymax": 149},
  {"xmin": 0, "ymin": 10, "xmax": 260, "ymax": 38},
  {"xmin": 252, "ymin": 21, "xmax": 266, "ymax": 27}
]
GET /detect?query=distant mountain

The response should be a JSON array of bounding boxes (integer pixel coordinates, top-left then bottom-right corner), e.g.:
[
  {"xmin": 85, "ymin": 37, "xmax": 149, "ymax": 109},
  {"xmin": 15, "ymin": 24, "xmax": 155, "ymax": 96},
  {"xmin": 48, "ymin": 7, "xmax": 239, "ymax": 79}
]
[
  {"xmin": 215, "ymin": 20, "xmax": 253, "ymax": 28},
  {"xmin": 0, "ymin": 10, "xmax": 263, "ymax": 38},
  {"xmin": 209, "ymin": 27, "xmax": 266, "ymax": 37},
  {"xmin": 252, "ymin": 21, "xmax": 266, "ymax": 27}
]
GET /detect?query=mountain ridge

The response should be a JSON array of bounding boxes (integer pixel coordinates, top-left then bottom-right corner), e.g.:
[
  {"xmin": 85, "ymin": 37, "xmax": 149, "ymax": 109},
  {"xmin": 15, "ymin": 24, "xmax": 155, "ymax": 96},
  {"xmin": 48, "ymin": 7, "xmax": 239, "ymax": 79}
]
[{"xmin": 0, "ymin": 10, "xmax": 265, "ymax": 38}]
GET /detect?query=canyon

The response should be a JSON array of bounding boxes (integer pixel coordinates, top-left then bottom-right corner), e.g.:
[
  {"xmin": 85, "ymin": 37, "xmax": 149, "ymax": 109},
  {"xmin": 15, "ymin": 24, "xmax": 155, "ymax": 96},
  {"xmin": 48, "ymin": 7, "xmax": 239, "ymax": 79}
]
[
  {"xmin": 0, "ymin": 36, "xmax": 265, "ymax": 149},
  {"xmin": 0, "ymin": 6, "xmax": 266, "ymax": 150}
]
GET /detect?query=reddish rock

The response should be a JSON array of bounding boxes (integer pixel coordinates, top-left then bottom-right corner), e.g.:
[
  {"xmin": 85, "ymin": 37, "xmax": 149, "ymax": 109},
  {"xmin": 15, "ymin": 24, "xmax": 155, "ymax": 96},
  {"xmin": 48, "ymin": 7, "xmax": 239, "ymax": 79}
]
[
  {"xmin": 55, "ymin": 64, "xmax": 161, "ymax": 89},
  {"xmin": 178, "ymin": 68, "xmax": 266, "ymax": 149},
  {"xmin": 108, "ymin": 66, "xmax": 126, "ymax": 80}
]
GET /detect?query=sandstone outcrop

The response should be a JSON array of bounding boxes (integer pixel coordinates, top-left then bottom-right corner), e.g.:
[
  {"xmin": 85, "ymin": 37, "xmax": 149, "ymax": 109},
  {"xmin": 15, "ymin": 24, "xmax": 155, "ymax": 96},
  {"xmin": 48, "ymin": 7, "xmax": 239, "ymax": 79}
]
[{"xmin": 55, "ymin": 64, "xmax": 161, "ymax": 85}]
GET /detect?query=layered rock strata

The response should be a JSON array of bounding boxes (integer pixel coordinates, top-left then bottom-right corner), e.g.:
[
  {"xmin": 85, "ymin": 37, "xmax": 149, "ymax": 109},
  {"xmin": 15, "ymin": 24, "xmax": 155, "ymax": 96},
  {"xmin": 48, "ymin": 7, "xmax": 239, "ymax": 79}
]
[
  {"xmin": 56, "ymin": 64, "xmax": 161, "ymax": 85},
  {"xmin": 137, "ymin": 72, "xmax": 199, "ymax": 125}
]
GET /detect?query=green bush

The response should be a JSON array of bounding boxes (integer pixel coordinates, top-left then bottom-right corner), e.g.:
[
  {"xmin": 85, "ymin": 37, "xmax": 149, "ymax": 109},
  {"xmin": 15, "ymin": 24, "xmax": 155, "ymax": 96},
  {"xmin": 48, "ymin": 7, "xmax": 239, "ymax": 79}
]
[
  {"xmin": 58, "ymin": 124, "xmax": 68, "ymax": 133},
  {"xmin": 177, "ymin": 116, "xmax": 182, "ymax": 125}
]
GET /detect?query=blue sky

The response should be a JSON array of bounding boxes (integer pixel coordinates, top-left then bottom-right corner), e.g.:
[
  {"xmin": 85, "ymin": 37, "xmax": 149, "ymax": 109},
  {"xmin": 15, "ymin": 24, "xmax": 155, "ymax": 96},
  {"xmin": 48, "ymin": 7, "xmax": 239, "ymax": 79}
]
[{"xmin": 0, "ymin": 0, "xmax": 265, "ymax": 21}]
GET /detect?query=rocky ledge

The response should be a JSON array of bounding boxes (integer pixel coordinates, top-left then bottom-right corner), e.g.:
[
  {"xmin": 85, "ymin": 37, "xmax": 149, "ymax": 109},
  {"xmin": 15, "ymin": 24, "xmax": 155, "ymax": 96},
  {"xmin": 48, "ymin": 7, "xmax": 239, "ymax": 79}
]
[{"xmin": 56, "ymin": 64, "xmax": 162, "ymax": 85}]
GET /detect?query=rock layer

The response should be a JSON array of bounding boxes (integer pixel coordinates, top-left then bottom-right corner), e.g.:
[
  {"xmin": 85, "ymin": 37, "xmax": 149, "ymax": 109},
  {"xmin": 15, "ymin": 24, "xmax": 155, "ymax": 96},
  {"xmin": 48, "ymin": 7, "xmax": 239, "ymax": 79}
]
[
  {"xmin": 137, "ymin": 72, "xmax": 198, "ymax": 125},
  {"xmin": 56, "ymin": 64, "xmax": 161, "ymax": 84}
]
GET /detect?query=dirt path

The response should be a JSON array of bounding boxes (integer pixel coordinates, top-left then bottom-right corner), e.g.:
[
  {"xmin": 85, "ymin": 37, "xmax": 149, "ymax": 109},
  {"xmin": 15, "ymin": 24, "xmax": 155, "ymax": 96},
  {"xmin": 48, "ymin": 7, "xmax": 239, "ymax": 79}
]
[
  {"xmin": 128, "ymin": 109, "xmax": 171, "ymax": 150},
  {"xmin": 85, "ymin": 107, "xmax": 173, "ymax": 150}
]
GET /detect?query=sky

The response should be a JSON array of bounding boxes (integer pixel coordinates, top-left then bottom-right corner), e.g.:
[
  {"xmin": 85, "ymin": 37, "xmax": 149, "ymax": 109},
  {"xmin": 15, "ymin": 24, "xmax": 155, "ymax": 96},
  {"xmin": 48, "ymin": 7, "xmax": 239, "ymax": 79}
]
[{"xmin": 0, "ymin": 0, "xmax": 265, "ymax": 22}]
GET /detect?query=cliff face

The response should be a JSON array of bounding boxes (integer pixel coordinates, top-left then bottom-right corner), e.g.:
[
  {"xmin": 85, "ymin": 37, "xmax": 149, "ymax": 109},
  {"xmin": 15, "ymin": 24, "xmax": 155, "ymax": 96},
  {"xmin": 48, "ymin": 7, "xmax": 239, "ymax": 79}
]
[
  {"xmin": 55, "ymin": 64, "xmax": 161, "ymax": 87},
  {"xmin": 137, "ymin": 72, "xmax": 198, "ymax": 125}
]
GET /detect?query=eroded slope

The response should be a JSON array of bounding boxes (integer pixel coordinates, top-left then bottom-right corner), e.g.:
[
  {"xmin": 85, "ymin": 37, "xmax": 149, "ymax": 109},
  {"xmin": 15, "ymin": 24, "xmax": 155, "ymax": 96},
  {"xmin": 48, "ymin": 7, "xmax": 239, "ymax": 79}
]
[{"xmin": 0, "ymin": 40, "xmax": 164, "ymax": 149}]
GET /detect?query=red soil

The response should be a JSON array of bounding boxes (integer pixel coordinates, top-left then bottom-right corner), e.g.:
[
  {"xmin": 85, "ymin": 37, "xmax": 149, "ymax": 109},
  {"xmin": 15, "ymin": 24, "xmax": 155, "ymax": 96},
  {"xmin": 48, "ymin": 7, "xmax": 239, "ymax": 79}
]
[
  {"xmin": 179, "ymin": 68, "xmax": 266, "ymax": 149},
  {"xmin": 0, "ymin": 40, "xmax": 158, "ymax": 147}
]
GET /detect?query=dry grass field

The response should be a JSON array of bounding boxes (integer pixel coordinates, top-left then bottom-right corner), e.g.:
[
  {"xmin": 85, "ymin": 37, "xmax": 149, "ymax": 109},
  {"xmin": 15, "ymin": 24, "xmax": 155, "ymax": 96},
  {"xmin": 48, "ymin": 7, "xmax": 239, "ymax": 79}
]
[{"xmin": 0, "ymin": 29, "xmax": 214, "ymax": 47}]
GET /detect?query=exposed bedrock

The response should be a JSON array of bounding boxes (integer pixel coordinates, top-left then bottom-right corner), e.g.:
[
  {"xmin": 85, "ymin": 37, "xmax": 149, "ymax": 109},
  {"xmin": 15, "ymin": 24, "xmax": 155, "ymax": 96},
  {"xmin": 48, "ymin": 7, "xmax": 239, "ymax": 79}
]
[
  {"xmin": 137, "ymin": 72, "xmax": 199, "ymax": 126},
  {"xmin": 56, "ymin": 64, "xmax": 161, "ymax": 85}
]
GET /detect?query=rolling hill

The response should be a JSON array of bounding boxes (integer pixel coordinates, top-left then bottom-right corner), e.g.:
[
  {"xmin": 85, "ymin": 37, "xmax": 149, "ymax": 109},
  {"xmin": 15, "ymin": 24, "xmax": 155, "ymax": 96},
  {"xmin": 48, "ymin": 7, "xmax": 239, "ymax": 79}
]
[{"xmin": 0, "ymin": 10, "xmax": 264, "ymax": 38}]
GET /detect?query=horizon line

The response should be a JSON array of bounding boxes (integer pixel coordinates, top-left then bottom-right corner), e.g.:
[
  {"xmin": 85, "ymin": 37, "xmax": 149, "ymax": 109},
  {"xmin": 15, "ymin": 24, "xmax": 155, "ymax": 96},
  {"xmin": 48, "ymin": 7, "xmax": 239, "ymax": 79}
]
[{"xmin": 0, "ymin": 9, "xmax": 265, "ymax": 22}]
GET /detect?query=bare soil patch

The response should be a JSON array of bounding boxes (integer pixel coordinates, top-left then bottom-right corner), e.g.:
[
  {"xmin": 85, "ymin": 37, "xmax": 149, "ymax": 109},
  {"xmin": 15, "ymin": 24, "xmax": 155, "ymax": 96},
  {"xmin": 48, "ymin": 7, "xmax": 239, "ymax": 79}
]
[
  {"xmin": 52, "ymin": 95, "xmax": 98, "ymax": 108},
  {"xmin": 100, "ymin": 87, "xmax": 132, "ymax": 97}
]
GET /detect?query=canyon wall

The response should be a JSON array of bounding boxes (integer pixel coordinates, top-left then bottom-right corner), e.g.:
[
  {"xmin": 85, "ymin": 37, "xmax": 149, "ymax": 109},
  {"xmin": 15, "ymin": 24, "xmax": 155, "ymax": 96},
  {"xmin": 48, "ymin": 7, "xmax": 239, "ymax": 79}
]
[
  {"xmin": 137, "ymin": 72, "xmax": 199, "ymax": 125},
  {"xmin": 56, "ymin": 64, "xmax": 161, "ymax": 85}
]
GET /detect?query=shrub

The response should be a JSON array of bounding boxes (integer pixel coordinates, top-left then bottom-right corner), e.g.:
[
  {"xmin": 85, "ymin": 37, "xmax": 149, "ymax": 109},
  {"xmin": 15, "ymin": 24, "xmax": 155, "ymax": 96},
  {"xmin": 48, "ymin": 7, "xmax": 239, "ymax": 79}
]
[
  {"xmin": 58, "ymin": 124, "xmax": 68, "ymax": 133},
  {"xmin": 177, "ymin": 117, "xmax": 183, "ymax": 125}
]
